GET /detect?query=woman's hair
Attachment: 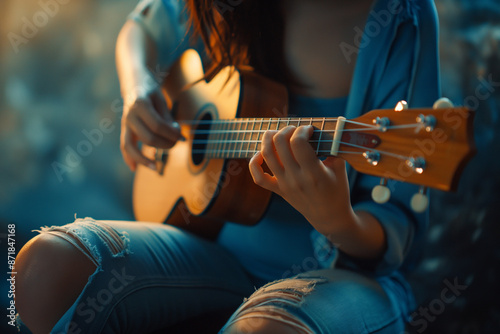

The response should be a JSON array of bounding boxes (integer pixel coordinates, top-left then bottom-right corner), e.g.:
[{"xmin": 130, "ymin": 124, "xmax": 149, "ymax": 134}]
[{"xmin": 185, "ymin": 0, "xmax": 288, "ymax": 83}]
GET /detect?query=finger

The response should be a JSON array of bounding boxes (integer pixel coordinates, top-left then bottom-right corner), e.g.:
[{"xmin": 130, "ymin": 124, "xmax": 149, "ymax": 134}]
[
  {"xmin": 127, "ymin": 114, "xmax": 177, "ymax": 148},
  {"xmin": 273, "ymin": 126, "xmax": 300, "ymax": 171},
  {"xmin": 323, "ymin": 156, "xmax": 346, "ymax": 174},
  {"xmin": 322, "ymin": 157, "xmax": 349, "ymax": 189},
  {"xmin": 290, "ymin": 125, "xmax": 323, "ymax": 172},
  {"xmin": 150, "ymin": 89, "xmax": 170, "ymax": 116},
  {"xmin": 249, "ymin": 152, "xmax": 279, "ymax": 193},
  {"xmin": 121, "ymin": 129, "xmax": 156, "ymax": 171},
  {"xmin": 261, "ymin": 130, "xmax": 284, "ymax": 177},
  {"xmin": 152, "ymin": 91, "xmax": 178, "ymax": 127},
  {"xmin": 150, "ymin": 91, "xmax": 185, "ymax": 140},
  {"xmin": 135, "ymin": 98, "xmax": 183, "ymax": 143},
  {"xmin": 120, "ymin": 116, "xmax": 136, "ymax": 171},
  {"xmin": 120, "ymin": 130, "xmax": 136, "ymax": 171}
]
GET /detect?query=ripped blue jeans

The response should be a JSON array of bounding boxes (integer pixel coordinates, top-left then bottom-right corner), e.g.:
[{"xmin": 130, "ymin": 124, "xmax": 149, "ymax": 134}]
[{"xmin": 24, "ymin": 218, "xmax": 407, "ymax": 333}]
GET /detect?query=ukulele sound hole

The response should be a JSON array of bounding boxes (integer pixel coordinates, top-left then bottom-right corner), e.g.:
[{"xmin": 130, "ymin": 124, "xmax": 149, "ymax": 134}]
[{"xmin": 192, "ymin": 113, "xmax": 212, "ymax": 166}]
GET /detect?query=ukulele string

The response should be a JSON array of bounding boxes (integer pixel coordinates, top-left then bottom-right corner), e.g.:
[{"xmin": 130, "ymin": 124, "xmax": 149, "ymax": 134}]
[
  {"xmin": 190, "ymin": 139, "xmax": 410, "ymax": 161},
  {"xmin": 180, "ymin": 119, "xmax": 422, "ymax": 161},
  {"xmin": 191, "ymin": 150, "xmax": 365, "ymax": 156},
  {"xmin": 180, "ymin": 118, "xmax": 381, "ymax": 130},
  {"xmin": 185, "ymin": 123, "xmax": 421, "ymax": 135}
]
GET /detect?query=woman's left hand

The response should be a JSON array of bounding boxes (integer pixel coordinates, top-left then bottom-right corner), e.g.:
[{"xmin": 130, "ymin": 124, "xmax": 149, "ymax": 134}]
[{"xmin": 249, "ymin": 125, "xmax": 355, "ymax": 236}]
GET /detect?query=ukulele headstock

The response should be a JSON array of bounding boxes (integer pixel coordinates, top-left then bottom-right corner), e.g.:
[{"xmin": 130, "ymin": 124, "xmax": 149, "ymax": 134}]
[{"xmin": 339, "ymin": 99, "xmax": 475, "ymax": 196}]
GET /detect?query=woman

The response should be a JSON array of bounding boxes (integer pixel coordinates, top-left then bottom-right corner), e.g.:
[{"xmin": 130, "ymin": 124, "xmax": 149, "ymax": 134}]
[{"xmin": 15, "ymin": 0, "xmax": 440, "ymax": 333}]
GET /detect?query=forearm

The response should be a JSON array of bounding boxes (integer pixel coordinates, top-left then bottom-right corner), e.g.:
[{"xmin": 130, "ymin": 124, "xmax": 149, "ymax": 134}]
[
  {"xmin": 115, "ymin": 20, "xmax": 159, "ymax": 100},
  {"xmin": 324, "ymin": 209, "xmax": 386, "ymax": 261}
]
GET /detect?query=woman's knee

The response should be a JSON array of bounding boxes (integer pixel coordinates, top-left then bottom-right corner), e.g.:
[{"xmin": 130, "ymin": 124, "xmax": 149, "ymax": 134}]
[
  {"xmin": 221, "ymin": 277, "xmax": 323, "ymax": 334},
  {"xmin": 223, "ymin": 313, "xmax": 306, "ymax": 334},
  {"xmin": 15, "ymin": 232, "xmax": 97, "ymax": 334}
]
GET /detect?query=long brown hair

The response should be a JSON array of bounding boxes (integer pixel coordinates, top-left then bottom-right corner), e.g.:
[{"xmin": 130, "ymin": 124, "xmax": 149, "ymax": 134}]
[{"xmin": 185, "ymin": 0, "xmax": 287, "ymax": 83}]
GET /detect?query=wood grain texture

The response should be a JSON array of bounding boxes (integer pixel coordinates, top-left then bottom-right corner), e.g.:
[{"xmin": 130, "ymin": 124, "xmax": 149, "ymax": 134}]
[
  {"xmin": 133, "ymin": 51, "xmax": 288, "ymax": 237},
  {"xmin": 339, "ymin": 107, "xmax": 475, "ymax": 191}
]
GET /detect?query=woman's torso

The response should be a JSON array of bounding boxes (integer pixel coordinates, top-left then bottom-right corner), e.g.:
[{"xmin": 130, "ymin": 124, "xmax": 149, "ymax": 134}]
[
  {"xmin": 218, "ymin": 0, "xmax": 376, "ymax": 280},
  {"xmin": 280, "ymin": 0, "xmax": 373, "ymax": 98}
]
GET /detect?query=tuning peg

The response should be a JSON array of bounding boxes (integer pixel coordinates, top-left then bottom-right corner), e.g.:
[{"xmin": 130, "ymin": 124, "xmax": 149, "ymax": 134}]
[
  {"xmin": 372, "ymin": 178, "xmax": 391, "ymax": 204},
  {"xmin": 395, "ymin": 100, "xmax": 408, "ymax": 111},
  {"xmin": 411, "ymin": 186, "xmax": 429, "ymax": 213},
  {"xmin": 433, "ymin": 97, "xmax": 454, "ymax": 109}
]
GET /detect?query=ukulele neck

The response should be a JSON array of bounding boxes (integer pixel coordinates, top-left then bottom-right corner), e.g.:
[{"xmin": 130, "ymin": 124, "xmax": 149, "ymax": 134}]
[{"xmin": 191, "ymin": 117, "xmax": 379, "ymax": 160}]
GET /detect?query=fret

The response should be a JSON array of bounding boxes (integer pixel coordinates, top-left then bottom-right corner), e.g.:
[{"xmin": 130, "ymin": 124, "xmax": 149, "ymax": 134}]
[
  {"xmin": 221, "ymin": 120, "xmax": 229, "ymax": 159},
  {"xmin": 247, "ymin": 119, "xmax": 254, "ymax": 157},
  {"xmin": 316, "ymin": 118, "xmax": 326, "ymax": 156},
  {"xmin": 232, "ymin": 119, "xmax": 238, "ymax": 158},
  {"xmin": 239, "ymin": 120, "xmax": 248, "ymax": 158},
  {"xmin": 255, "ymin": 118, "xmax": 263, "ymax": 155},
  {"xmin": 246, "ymin": 119, "xmax": 256, "ymax": 158},
  {"xmin": 260, "ymin": 118, "xmax": 271, "ymax": 152},
  {"xmin": 216, "ymin": 121, "xmax": 223, "ymax": 159},
  {"xmin": 276, "ymin": 118, "xmax": 280, "ymax": 131},
  {"xmin": 206, "ymin": 122, "xmax": 213, "ymax": 159},
  {"xmin": 234, "ymin": 120, "xmax": 241, "ymax": 158},
  {"xmin": 219, "ymin": 121, "xmax": 224, "ymax": 158},
  {"xmin": 229, "ymin": 120, "xmax": 238, "ymax": 158},
  {"xmin": 238, "ymin": 119, "xmax": 247, "ymax": 158},
  {"xmin": 215, "ymin": 121, "xmax": 223, "ymax": 159},
  {"xmin": 255, "ymin": 118, "xmax": 266, "ymax": 154},
  {"xmin": 231, "ymin": 119, "xmax": 237, "ymax": 159}
]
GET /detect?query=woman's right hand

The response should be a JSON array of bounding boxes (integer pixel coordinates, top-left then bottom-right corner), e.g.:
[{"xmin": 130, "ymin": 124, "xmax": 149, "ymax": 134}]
[{"xmin": 120, "ymin": 84, "xmax": 183, "ymax": 172}]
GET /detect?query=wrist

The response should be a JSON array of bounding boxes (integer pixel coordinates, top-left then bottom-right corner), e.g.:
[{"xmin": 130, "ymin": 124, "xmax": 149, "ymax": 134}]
[
  {"xmin": 121, "ymin": 68, "xmax": 161, "ymax": 106},
  {"xmin": 323, "ymin": 209, "xmax": 386, "ymax": 260},
  {"xmin": 320, "ymin": 206, "xmax": 359, "ymax": 243}
]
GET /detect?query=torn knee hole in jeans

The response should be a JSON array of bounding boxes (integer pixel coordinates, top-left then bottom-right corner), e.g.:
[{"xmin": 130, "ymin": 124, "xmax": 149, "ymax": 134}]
[
  {"xmin": 36, "ymin": 218, "xmax": 130, "ymax": 267},
  {"xmin": 227, "ymin": 277, "xmax": 327, "ymax": 334}
]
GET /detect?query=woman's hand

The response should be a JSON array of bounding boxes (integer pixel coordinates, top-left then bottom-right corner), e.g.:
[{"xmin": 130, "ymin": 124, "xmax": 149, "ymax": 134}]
[
  {"xmin": 249, "ymin": 125, "xmax": 354, "ymax": 235},
  {"xmin": 249, "ymin": 124, "xmax": 386, "ymax": 259},
  {"xmin": 120, "ymin": 84, "xmax": 183, "ymax": 171}
]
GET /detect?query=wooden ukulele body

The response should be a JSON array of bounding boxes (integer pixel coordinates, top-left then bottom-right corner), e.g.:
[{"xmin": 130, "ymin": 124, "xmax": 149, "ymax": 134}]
[{"xmin": 133, "ymin": 50, "xmax": 288, "ymax": 237}]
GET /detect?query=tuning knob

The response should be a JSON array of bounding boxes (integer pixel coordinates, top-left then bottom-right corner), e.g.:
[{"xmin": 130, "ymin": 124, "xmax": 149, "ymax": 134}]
[
  {"xmin": 433, "ymin": 97, "xmax": 454, "ymax": 109},
  {"xmin": 395, "ymin": 100, "xmax": 408, "ymax": 111},
  {"xmin": 411, "ymin": 187, "xmax": 429, "ymax": 213},
  {"xmin": 372, "ymin": 179, "xmax": 391, "ymax": 204}
]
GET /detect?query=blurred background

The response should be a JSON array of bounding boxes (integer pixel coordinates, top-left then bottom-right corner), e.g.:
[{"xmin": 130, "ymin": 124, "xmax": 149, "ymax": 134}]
[{"xmin": 0, "ymin": 0, "xmax": 499, "ymax": 333}]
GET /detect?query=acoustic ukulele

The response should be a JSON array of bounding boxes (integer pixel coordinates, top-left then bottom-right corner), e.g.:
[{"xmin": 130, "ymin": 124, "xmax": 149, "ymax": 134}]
[{"xmin": 133, "ymin": 49, "xmax": 475, "ymax": 237}]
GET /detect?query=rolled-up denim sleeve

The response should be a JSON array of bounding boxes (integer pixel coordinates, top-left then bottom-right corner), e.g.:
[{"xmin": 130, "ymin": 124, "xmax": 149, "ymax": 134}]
[
  {"xmin": 352, "ymin": 201, "xmax": 415, "ymax": 275},
  {"xmin": 309, "ymin": 172, "xmax": 428, "ymax": 276},
  {"xmin": 325, "ymin": 0, "xmax": 438, "ymax": 276},
  {"xmin": 128, "ymin": 0, "xmax": 192, "ymax": 69},
  {"xmin": 351, "ymin": 169, "xmax": 430, "ymax": 274},
  {"xmin": 322, "ymin": 169, "xmax": 427, "ymax": 277}
]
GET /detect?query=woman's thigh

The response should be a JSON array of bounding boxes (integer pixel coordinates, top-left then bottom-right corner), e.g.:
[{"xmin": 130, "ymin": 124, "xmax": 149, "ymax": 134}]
[
  {"xmin": 36, "ymin": 218, "xmax": 254, "ymax": 334},
  {"xmin": 220, "ymin": 268, "xmax": 405, "ymax": 334}
]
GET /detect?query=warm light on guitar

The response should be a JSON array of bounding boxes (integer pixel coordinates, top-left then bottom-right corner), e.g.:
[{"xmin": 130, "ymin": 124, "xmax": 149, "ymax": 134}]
[{"xmin": 133, "ymin": 50, "xmax": 475, "ymax": 236}]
